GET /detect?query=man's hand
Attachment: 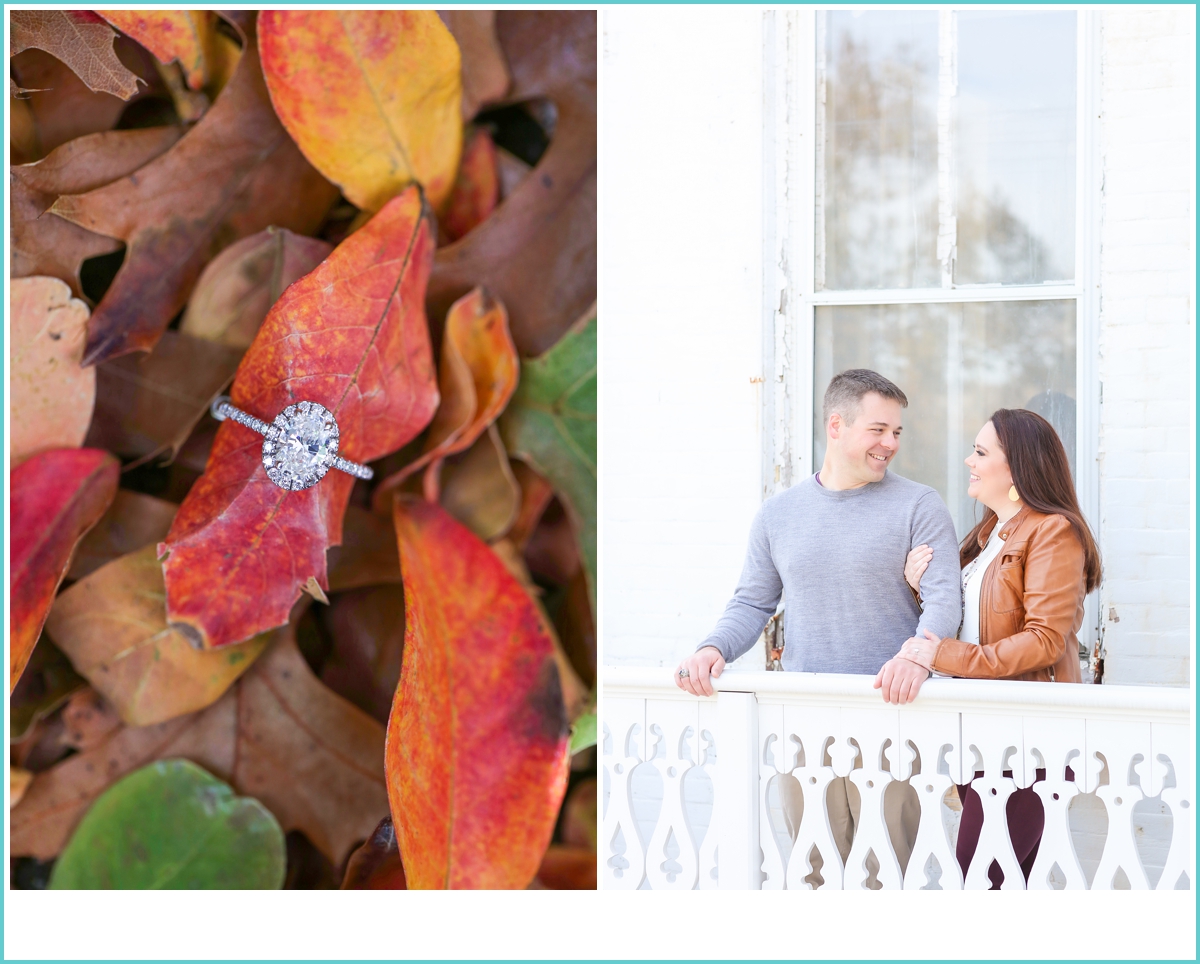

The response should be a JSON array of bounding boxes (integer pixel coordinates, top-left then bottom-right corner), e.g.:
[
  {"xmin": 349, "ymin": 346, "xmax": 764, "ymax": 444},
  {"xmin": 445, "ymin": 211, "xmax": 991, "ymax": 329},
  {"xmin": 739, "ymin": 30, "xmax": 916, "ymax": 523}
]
[
  {"xmin": 873, "ymin": 656, "xmax": 929, "ymax": 705},
  {"xmin": 674, "ymin": 647, "xmax": 726, "ymax": 697}
]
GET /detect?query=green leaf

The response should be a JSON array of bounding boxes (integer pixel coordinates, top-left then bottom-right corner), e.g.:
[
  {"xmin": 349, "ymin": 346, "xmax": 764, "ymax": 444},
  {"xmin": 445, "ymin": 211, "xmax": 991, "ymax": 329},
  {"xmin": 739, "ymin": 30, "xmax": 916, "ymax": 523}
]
[
  {"xmin": 49, "ymin": 759, "xmax": 285, "ymax": 889},
  {"xmin": 500, "ymin": 312, "xmax": 597, "ymax": 607},
  {"xmin": 569, "ymin": 711, "xmax": 597, "ymax": 755}
]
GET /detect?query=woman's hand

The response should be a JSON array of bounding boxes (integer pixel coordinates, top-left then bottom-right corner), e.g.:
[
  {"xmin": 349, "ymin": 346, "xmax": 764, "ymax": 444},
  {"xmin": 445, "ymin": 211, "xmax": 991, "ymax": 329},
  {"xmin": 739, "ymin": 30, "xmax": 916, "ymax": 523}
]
[
  {"xmin": 674, "ymin": 646, "xmax": 726, "ymax": 697},
  {"xmin": 897, "ymin": 629, "xmax": 941, "ymax": 671},
  {"xmin": 904, "ymin": 544, "xmax": 934, "ymax": 593}
]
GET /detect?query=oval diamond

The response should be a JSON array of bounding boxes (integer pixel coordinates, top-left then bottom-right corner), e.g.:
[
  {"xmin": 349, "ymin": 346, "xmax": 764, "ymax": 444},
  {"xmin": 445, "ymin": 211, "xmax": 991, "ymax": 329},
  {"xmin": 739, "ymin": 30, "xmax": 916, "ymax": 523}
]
[{"xmin": 263, "ymin": 401, "xmax": 337, "ymax": 491}]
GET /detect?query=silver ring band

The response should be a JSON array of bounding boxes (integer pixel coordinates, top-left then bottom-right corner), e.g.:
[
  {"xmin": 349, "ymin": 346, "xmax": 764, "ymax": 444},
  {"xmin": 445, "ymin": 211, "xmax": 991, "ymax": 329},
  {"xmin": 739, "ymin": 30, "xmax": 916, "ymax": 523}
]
[{"xmin": 211, "ymin": 395, "xmax": 373, "ymax": 490}]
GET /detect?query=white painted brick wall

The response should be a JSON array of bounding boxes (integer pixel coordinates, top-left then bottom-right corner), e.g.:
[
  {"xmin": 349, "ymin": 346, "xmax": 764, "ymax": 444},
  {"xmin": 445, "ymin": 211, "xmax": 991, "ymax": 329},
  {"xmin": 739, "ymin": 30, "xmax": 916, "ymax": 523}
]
[
  {"xmin": 1097, "ymin": 6, "xmax": 1195, "ymax": 687},
  {"xmin": 601, "ymin": 8, "xmax": 764, "ymax": 669}
]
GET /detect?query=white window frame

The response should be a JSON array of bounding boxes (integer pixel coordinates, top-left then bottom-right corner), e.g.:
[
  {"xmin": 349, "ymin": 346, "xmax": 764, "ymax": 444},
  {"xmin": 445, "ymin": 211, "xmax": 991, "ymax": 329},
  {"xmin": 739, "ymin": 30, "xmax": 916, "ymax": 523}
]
[{"xmin": 761, "ymin": 8, "xmax": 1102, "ymax": 653}]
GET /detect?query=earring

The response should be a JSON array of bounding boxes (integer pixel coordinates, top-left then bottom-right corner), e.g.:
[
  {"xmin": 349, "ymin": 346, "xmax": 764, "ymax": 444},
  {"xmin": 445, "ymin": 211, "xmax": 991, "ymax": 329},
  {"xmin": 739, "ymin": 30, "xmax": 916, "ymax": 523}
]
[{"xmin": 1008, "ymin": 484, "xmax": 1020, "ymax": 502}]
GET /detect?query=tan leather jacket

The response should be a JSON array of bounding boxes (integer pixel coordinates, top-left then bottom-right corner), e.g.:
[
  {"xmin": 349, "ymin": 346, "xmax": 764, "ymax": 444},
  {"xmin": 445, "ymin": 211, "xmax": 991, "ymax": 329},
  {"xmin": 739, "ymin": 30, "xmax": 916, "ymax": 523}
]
[{"xmin": 931, "ymin": 507, "xmax": 1085, "ymax": 683}]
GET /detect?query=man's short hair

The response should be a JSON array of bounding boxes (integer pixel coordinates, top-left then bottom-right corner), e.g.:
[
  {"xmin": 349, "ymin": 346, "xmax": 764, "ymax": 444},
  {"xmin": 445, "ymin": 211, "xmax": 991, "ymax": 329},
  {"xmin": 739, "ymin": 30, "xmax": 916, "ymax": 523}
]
[{"xmin": 822, "ymin": 369, "xmax": 909, "ymax": 427}]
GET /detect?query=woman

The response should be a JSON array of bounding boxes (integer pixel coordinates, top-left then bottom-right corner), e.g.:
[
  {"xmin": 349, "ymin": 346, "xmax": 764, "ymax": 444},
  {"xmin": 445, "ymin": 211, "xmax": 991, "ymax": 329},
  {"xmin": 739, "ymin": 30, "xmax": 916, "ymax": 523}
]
[{"xmin": 897, "ymin": 408, "xmax": 1101, "ymax": 887}]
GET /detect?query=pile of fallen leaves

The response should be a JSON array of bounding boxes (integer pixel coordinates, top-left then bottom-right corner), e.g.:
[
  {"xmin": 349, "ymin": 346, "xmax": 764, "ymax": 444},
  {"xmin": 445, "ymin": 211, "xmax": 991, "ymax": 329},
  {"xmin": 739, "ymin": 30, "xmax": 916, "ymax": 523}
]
[{"xmin": 10, "ymin": 9, "xmax": 596, "ymax": 890}]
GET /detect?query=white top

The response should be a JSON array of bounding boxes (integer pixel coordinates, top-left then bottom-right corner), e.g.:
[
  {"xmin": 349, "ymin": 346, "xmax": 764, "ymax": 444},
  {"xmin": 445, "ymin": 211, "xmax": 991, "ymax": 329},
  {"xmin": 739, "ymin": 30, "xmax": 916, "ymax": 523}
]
[{"xmin": 959, "ymin": 526, "xmax": 1007, "ymax": 646}]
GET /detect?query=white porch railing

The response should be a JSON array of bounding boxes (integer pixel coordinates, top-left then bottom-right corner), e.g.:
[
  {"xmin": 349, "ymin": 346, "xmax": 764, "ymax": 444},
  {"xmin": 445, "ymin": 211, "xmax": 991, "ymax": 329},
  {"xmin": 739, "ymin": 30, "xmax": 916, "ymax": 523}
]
[{"xmin": 601, "ymin": 668, "xmax": 1192, "ymax": 890}]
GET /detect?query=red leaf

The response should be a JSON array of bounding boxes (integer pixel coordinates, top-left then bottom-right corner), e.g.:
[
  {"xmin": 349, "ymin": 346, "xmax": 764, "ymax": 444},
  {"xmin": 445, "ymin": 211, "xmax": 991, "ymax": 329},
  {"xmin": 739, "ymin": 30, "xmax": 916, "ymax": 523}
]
[
  {"xmin": 159, "ymin": 187, "xmax": 439, "ymax": 649},
  {"xmin": 387, "ymin": 498, "xmax": 570, "ymax": 889},
  {"xmin": 10, "ymin": 449, "xmax": 119, "ymax": 692},
  {"xmin": 440, "ymin": 127, "xmax": 500, "ymax": 244}
]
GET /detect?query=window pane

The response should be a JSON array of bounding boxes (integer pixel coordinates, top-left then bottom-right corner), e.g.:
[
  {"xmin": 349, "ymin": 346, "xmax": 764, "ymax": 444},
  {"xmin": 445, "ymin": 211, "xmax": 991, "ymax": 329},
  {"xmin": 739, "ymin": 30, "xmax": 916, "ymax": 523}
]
[
  {"xmin": 817, "ymin": 10, "xmax": 1077, "ymax": 290},
  {"xmin": 814, "ymin": 300, "xmax": 1077, "ymax": 537},
  {"xmin": 954, "ymin": 11, "xmax": 1076, "ymax": 284},
  {"xmin": 819, "ymin": 11, "xmax": 941, "ymax": 290}
]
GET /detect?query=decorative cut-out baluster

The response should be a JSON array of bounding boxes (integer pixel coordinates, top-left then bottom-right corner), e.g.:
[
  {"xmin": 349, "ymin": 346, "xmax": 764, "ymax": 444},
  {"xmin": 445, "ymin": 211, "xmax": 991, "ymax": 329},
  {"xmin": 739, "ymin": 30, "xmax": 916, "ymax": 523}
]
[
  {"xmin": 1089, "ymin": 720, "xmax": 1152, "ymax": 890},
  {"xmin": 644, "ymin": 699, "xmax": 700, "ymax": 890},
  {"xmin": 1025, "ymin": 718, "xmax": 1087, "ymax": 890},
  {"xmin": 961, "ymin": 714, "xmax": 1025, "ymax": 889},
  {"xmin": 1151, "ymin": 723, "xmax": 1192, "ymax": 891},
  {"xmin": 696, "ymin": 707, "xmax": 721, "ymax": 890},
  {"xmin": 900, "ymin": 727, "xmax": 963, "ymax": 890},
  {"xmin": 600, "ymin": 700, "xmax": 647, "ymax": 890},
  {"xmin": 784, "ymin": 707, "xmax": 853, "ymax": 890},
  {"xmin": 845, "ymin": 713, "xmax": 903, "ymax": 890},
  {"xmin": 757, "ymin": 703, "xmax": 789, "ymax": 889}
]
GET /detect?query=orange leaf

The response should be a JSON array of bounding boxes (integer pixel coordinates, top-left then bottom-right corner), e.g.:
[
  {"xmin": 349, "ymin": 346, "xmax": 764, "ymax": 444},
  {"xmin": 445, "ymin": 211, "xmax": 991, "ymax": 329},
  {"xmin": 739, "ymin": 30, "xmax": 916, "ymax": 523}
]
[
  {"xmin": 159, "ymin": 187, "xmax": 439, "ymax": 649},
  {"xmin": 11, "ymin": 449, "xmax": 119, "ymax": 692},
  {"xmin": 388, "ymin": 498, "xmax": 570, "ymax": 889},
  {"xmin": 441, "ymin": 127, "xmax": 500, "ymax": 244},
  {"xmin": 341, "ymin": 816, "xmax": 408, "ymax": 889},
  {"xmin": 372, "ymin": 286, "xmax": 517, "ymax": 509},
  {"xmin": 11, "ymin": 278, "xmax": 94, "ymax": 465},
  {"xmin": 429, "ymin": 11, "xmax": 596, "ymax": 356},
  {"xmin": 98, "ymin": 10, "xmax": 210, "ymax": 90},
  {"xmin": 50, "ymin": 13, "xmax": 337, "ymax": 366},
  {"xmin": 259, "ymin": 10, "xmax": 462, "ymax": 213}
]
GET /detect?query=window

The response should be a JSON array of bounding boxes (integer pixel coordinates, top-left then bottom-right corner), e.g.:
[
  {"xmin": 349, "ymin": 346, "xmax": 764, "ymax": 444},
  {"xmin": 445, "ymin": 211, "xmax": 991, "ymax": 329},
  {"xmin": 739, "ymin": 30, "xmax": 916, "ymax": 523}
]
[{"xmin": 764, "ymin": 8, "xmax": 1097, "ymax": 548}]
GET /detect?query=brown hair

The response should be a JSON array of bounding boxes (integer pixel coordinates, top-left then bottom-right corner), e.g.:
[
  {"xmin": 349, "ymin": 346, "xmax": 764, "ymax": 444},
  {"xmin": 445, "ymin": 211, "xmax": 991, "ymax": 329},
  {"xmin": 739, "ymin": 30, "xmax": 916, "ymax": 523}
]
[
  {"xmin": 961, "ymin": 408, "xmax": 1102, "ymax": 592},
  {"xmin": 822, "ymin": 369, "xmax": 908, "ymax": 426}
]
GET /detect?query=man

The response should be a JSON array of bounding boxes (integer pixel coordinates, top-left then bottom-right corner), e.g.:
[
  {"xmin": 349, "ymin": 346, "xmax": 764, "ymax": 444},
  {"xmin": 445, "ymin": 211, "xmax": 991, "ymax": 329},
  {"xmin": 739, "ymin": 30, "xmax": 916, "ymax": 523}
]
[{"xmin": 673, "ymin": 368, "xmax": 962, "ymax": 868}]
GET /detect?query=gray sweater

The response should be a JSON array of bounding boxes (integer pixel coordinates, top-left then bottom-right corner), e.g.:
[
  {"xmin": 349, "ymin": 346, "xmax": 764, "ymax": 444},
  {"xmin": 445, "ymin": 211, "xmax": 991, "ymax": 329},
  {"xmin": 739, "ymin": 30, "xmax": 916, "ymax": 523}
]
[{"xmin": 699, "ymin": 471, "xmax": 962, "ymax": 674}]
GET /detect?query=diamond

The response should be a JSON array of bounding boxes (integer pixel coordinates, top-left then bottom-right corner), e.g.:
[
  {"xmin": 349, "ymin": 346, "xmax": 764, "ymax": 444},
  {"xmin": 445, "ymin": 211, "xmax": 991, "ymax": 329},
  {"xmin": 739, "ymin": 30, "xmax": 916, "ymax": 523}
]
[{"xmin": 262, "ymin": 401, "xmax": 338, "ymax": 491}]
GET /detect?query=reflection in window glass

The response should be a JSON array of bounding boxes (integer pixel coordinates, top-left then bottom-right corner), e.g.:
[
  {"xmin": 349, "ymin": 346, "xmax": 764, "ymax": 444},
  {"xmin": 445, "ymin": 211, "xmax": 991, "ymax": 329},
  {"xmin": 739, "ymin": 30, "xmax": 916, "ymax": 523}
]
[
  {"xmin": 819, "ymin": 11, "xmax": 940, "ymax": 290},
  {"xmin": 955, "ymin": 11, "xmax": 1076, "ymax": 285},
  {"xmin": 814, "ymin": 301, "xmax": 1076, "ymax": 537},
  {"xmin": 818, "ymin": 10, "xmax": 1076, "ymax": 289}
]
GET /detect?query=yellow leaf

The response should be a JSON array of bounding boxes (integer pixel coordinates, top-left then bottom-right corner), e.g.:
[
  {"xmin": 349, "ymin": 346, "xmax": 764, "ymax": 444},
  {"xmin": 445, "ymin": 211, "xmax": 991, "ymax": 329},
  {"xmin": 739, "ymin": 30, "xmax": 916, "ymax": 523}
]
[{"xmin": 258, "ymin": 10, "xmax": 462, "ymax": 213}]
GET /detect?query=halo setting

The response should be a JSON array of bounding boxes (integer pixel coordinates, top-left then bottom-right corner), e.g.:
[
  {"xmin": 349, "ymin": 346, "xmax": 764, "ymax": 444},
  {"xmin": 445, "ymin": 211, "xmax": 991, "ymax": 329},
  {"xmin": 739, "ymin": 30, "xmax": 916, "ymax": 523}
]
[{"xmin": 263, "ymin": 401, "xmax": 339, "ymax": 491}]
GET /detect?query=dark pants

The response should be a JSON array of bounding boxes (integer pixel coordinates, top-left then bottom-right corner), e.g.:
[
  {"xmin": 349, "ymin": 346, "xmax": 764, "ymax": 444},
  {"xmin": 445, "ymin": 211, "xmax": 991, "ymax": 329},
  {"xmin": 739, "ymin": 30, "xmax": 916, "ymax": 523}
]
[{"xmin": 956, "ymin": 767, "xmax": 1067, "ymax": 889}]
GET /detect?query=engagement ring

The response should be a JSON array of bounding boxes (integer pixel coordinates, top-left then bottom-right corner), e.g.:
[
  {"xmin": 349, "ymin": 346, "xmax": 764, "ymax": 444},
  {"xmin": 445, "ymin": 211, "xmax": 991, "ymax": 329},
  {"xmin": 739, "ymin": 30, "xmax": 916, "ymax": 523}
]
[
  {"xmin": 211, "ymin": 395, "xmax": 373, "ymax": 491},
  {"xmin": 678, "ymin": 668, "xmax": 690, "ymax": 679}
]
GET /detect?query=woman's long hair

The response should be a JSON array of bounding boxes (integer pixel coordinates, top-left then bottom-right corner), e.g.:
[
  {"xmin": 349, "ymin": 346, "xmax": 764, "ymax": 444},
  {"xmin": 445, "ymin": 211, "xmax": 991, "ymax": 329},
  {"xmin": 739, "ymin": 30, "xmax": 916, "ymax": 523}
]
[{"xmin": 960, "ymin": 408, "xmax": 1102, "ymax": 592}]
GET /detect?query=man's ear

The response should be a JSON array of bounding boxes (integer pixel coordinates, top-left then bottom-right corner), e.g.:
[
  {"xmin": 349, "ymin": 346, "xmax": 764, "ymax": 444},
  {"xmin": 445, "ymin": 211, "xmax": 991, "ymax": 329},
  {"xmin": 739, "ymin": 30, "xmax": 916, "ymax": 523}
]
[{"xmin": 827, "ymin": 413, "xmax": 842, "ymax": 440}]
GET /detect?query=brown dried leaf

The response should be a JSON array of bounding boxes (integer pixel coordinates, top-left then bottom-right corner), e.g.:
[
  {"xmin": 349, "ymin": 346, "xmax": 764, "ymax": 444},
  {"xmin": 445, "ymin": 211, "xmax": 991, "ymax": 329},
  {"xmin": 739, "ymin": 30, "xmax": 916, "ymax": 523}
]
[
  {"xmin": 180, "ymin": 228, "xmax": 333, "ymax": 350},
  {"xmin": 12, "ymin": 623, "xmax": 388, "ymax": 865},
  {"xmin": 319, "ymin": 584, "xmax": 405, "ymax": 724},
  {"xmin": 429, "ymin": 11, "xmax": 596, "ymax": 356},
  {"xmin": 326, "ymin": 506, "xmax": 402, "ymax": 592},
  {"xmin": 50, "ymin": 14, "xmax": 338, "ymax": 365},
  {"xmin": 11, "ymin": 11, "xmax": 142, "ymax": 100},
  {"xmin": 59, "ymin": 688, "xmax": 122, "ymax": 751},
  {"xmin": 67, "ymin": 489, "xmax": 178, "ymax": 581},
  {"xmin": 438, "ymin": 10, "xmax": 510, "ymax": 120},
  {"xmin": 11, "ymin": 126, "xmax": 183, "ymax": 299},
  {"xmin": 83, "ymin": 330, "xmax": 243, "ymax": 466},
  {"xmin": 10, "ymin": 277, "xmax": 93, "ymax": 465},
  {"xmin": 440, "ymin": 425, "xmax": 519, "ymax": 542}
]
